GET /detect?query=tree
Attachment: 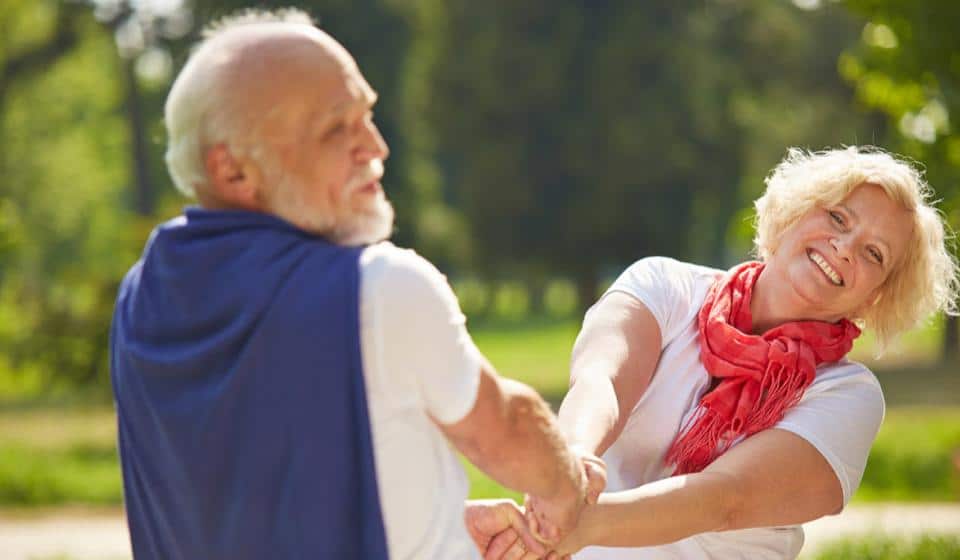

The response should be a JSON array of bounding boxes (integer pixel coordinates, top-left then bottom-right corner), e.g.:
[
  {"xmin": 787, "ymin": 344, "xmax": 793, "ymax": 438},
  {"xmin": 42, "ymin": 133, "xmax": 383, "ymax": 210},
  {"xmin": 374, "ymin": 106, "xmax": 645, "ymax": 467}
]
[
  {"xmin": 0, "ymin": 1, "xmax": 139, "ymax": 394},
  {"xmin": 841, "ymin": 0, "xmax": 960, "ymax": 361},
  {"xmin": 420, "ymin": 0, "xmax": 873, "ymax": 311}
]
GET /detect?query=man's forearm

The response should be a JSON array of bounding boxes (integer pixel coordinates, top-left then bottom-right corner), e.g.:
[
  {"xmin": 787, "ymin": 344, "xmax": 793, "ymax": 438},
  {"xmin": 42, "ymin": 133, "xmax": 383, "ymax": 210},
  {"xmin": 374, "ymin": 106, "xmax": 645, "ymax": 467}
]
[
  {"xmin": 568, "ymin": 471, "xmax": 735, "ymax": 550},
  {"xmin": 468, "ymin": 378, "xmax": 582, "ymax": 500}
]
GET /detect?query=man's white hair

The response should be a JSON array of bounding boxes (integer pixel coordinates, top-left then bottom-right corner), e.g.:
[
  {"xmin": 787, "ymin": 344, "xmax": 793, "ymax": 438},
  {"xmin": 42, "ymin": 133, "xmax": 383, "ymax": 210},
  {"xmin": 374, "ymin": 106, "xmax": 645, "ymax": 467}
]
[{"xmin": 163, "ymin": 8, "xmax": 315, "ymax": 198}]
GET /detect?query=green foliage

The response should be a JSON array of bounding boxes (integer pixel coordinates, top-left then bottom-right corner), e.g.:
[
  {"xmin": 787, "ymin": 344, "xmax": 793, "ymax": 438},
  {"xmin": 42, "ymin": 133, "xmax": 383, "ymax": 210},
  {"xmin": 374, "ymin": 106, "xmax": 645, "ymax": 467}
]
[
  {"xmin": 0, "ymin": 2, "xmax": 143, "ymax": 398},
  {"xmin": 813, "ymin": 534, "xmax": 960, "ymax": 560},
  {"xmin": 417, "ymin": 0, "xmax": 876, "ymax": 305},
  {"xmin": 0, "ymin": 405, "xmax": 121, "ymax": 506},
  {"xmin": 858, "ymin": 407, "xmax": 960, "ymax": 502},
  {"xmin": 492, "ymin": 281, "xmax": 530, "ymax": 320},
  {"xmin": 0, "ymin": 443, "xmax": 121, "ymax": 506},
  {"xmin": 841, "ymin": 0, "xmax": 960, "ymax": 359},
  {"xmin": 543, "ymin": 279, "xmax": 578, "ymax": 317}
]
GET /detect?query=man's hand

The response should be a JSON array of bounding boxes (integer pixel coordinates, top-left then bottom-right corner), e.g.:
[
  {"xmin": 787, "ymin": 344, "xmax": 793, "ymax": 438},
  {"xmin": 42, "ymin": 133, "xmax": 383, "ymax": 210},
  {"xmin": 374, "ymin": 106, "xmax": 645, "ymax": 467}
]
[
  {"xmin": 465, "ymin": 499, "xmax": 547, "ymax": 559},
  {"xmin": 524, "ymin": 447, "xmax": 606, "ymax": 545}
]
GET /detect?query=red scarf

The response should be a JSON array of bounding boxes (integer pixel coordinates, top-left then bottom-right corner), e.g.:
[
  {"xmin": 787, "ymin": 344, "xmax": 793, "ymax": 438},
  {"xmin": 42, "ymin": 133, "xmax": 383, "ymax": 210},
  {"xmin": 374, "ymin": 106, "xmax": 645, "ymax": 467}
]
[{"xmin": 664, "ymin": 261, "xmax": 861, "ymax": 475}]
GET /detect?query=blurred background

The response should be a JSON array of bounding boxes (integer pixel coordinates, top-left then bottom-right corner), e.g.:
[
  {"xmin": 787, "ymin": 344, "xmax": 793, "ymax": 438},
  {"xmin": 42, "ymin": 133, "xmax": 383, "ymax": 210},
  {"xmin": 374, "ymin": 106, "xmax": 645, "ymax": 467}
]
[{"xmin": 0, "ymin": 0, "xmax": 959, "ymax": 558}]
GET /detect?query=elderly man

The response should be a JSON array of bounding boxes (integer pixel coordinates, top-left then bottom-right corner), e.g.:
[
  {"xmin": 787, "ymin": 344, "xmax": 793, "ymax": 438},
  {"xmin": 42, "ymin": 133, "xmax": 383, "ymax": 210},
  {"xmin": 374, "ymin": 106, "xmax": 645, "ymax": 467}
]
[{"xmin": 110, "ymin": 9, "xmax": 601, "ymax": 560}]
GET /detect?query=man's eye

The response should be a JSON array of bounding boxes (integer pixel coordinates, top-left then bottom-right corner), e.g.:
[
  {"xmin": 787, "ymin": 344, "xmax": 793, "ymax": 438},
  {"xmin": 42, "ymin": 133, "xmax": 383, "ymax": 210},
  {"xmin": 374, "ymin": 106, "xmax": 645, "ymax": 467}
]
[{"xmin": 325, "ymin": 123, "xmax": 346, "ymax": 138}]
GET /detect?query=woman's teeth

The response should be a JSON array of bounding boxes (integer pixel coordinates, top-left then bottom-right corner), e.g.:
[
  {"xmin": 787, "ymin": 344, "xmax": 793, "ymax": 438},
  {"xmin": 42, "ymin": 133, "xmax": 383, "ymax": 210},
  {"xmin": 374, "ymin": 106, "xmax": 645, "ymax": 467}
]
[{"xmin": 809, "ymin": 251, "xmax": 843, "ymax": 286}]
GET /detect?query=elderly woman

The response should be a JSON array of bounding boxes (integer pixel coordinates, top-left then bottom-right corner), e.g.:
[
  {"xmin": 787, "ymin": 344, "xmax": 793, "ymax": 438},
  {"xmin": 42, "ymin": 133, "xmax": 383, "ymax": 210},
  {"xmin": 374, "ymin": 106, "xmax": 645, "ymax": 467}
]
[{"xmin": 479, "ymin": 146, "xmax": 959, "ymax": 560}]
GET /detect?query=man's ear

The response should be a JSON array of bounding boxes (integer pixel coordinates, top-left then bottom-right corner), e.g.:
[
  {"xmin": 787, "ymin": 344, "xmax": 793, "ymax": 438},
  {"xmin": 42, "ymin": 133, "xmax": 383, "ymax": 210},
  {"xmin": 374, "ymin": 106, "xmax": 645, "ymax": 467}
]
[{"xmin": 204, "ymin": 144, "xmax": 264, "ymax": 210}]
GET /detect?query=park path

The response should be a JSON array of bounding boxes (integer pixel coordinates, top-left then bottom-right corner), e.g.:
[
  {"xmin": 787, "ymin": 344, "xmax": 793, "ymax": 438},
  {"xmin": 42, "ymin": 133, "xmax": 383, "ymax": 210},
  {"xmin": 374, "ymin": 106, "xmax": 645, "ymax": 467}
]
[{"xmin": 1, "ymin": 503, "xmax": 959, "ymax": 560}]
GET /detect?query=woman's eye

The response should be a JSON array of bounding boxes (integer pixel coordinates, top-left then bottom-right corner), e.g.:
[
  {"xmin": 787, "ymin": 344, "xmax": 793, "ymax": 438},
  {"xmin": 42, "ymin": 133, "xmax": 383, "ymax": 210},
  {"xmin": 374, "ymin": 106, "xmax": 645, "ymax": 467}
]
[
  {"xmin": 829, "ymin": 210, "xmax": 845, "ymax": 226},
  {"xmin": 869, "ymin": 247, "xmax": 884, "ymax": 264}
]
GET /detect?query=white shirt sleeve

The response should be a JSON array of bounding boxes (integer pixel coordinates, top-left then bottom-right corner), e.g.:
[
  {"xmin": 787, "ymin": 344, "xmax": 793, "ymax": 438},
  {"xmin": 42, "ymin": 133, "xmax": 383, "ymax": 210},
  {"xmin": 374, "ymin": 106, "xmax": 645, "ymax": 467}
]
[
  {"xmin": 360, "ymin": 243, "xmax": 482, "ymax": 425},
  {"xmin": 774, "ymin": 361, "xmax": 885, "ymax": 506},
  {"xmin": 595, "ymin": 257, "xmax": 705, "ymax": 348}
]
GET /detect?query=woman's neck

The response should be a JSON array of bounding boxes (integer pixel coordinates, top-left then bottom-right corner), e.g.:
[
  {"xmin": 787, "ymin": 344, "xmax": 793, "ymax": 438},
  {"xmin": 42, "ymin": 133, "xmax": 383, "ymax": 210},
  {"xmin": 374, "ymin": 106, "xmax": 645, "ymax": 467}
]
[{"xmin": 749, "ymin": 265, "xmax": 807, "ymax": 334}]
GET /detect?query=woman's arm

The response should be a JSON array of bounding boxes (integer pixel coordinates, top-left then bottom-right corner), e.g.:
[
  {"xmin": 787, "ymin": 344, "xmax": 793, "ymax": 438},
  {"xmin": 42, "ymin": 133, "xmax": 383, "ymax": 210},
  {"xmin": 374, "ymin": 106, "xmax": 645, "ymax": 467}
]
[
  {"xmin": 558, "ymin": 291, "xmax": 663, "ymax": 456},
  {"xmin": 556, "ymin": 428, "xmax": 843, "ymax": 554}
]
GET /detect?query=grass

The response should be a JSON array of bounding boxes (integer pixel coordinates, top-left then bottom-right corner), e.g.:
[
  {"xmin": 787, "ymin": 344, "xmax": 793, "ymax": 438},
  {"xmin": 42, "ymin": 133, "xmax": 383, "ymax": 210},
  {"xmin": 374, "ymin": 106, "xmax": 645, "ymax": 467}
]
[
  {"xmin": 812, "ymin": 534, "xmax": 960, "ymax": 559},
  {"xmin": 0, "ymin": 317, "xmax": 957, "ymax": 507},
  {"xmin": 858, "ymin": 407, "xmax": 960, "ymax": 502},
  {"xmin": 471, "ymin": 317, "xmax": 580, "ymax": 403},
  {"xmin": 469, "ymin": 313, "xmax": 955, "ymax": 406},
  {"xmin": 0, "ymin": 406, "xmax": 121, "ymax": 507},
  {"xmin": 2, "ymin": 404, "xmax": 953, "ymax": 507}
]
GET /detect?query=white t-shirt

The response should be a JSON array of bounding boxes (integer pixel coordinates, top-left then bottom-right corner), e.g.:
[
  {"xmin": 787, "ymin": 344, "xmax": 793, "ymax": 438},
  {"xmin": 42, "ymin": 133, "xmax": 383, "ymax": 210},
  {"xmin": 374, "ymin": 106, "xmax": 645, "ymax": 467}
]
[
  {"xmin": 576, "ymin": 257, "xmax": 885, "ymax": 560},
  {"xmin": 359, "ymin": 242, "xmax": 484, "ymax": 560}
]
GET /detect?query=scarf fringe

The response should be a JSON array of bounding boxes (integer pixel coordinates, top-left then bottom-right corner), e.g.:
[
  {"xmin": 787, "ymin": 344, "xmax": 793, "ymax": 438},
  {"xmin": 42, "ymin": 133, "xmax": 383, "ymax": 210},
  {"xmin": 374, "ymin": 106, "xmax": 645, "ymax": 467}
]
[
  {"xmin": 665, "ymin": 408, "xmax": 732, "ymax": 475},
  {"xmin": 749, "ymin": 367, "xmax": 807, "ymax": 431},
  {"xmin": 666, "ymin": 370, "xmax": 810, "ymax": 475}
]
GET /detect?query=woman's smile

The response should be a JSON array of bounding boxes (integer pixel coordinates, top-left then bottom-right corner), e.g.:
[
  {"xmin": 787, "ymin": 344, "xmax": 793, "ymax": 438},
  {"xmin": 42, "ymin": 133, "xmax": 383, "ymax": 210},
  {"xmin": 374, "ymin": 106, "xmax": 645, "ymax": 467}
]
[{"xmin": 807, "ymin": 249, "xmax": 844, "ymax": 286}]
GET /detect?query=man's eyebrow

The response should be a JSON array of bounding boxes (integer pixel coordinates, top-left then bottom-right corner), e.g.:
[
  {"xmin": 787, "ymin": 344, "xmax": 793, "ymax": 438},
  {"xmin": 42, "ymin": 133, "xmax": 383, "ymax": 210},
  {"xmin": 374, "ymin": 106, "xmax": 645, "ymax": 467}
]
[{"xmin": 317, "ymin": 93, "xmax": 377, "ymax": 123}]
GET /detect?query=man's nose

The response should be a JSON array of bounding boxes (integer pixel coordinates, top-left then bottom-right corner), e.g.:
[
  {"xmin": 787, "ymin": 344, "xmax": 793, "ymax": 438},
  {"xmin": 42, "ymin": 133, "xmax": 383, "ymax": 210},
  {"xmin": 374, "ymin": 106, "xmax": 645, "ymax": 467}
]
[{"xmin": 355, "ymin": 120, "xmax": 389, "ymax": 162}]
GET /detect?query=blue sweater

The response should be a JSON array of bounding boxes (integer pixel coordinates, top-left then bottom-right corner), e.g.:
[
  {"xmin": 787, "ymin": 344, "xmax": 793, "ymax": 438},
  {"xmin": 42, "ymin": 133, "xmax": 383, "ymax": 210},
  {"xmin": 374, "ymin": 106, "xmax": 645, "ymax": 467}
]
[{"xmin": 110, "ymin": 208, "xmax": 389, "ymax": 559}]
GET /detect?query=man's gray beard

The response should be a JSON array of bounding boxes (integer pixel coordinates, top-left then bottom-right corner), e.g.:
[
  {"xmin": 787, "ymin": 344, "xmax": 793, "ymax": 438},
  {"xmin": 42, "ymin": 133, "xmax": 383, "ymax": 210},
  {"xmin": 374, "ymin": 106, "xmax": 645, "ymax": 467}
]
[
  {"xmin": 266, "ymin": 169, "xmax": 394, "ymax": 246},
  {"xmin": 328, "ymin": 195, "xmax": 395, "ymax": 247}
]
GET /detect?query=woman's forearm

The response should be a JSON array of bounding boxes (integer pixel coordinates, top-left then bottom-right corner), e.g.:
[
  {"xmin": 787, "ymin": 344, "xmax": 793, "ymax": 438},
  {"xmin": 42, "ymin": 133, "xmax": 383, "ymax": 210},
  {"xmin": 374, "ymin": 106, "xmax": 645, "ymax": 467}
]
[
  {"xmin": 566, "ymin": 471, "xmax": 735, "ymax": 551},
  {"xmin": 557, "ymin": 375, "xmax": 622, "ymax": 456}
]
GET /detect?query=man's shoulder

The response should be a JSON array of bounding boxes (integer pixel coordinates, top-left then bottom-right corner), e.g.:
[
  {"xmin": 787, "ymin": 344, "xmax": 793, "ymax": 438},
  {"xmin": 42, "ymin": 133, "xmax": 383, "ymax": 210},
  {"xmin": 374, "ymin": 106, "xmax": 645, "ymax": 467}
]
[{"xmin": 359, "ymin": 242, "xmax": 450, "ymax": 299}]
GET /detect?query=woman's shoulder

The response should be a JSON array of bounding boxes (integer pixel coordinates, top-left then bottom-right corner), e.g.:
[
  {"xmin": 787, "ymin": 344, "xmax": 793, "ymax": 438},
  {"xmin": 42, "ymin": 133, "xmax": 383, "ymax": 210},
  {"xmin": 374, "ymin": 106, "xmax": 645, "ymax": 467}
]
[
  {"xmin": 621, "ymin": 256, "xmax": 723, "ymax": 285},
  {"xmin": 810, "ymin": 358, "xmax": 883, "ymax": 397}
]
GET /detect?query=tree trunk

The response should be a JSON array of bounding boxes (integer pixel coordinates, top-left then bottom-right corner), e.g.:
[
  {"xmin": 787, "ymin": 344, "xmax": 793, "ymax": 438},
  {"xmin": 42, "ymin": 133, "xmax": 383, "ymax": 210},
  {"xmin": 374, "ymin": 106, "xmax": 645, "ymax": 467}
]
[
  {"xmin": 943, "ymin": 314, "xmax": 959, "ymax": 364},
  {"xmin": 123, "ymin": 56, "xmax": 155, "ymax": 216},
  {"xmin": 575, "ymin": 269, "xmax": 598, "ymax": 318}
]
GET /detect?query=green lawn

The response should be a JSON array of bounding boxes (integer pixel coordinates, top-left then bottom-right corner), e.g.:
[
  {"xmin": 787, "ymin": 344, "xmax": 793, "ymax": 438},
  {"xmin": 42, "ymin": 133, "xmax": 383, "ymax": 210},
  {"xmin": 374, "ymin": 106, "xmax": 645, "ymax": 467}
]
[
  {"xmin": 812, "ymin": 534, "xmax": 960, "ymax": 559},
  {"xmin": 857, "ymin": 407, "xmax": 960, "ymax": 502},
  {"xmin": 1, "ymin": 404, "xmax": 956, "ymax": 507},
  {"xmin": 471, "ymin": 317, "xmax": 580, "ymax": 403},
  {"xmin": 0, "ymin": 317, "xmax": 956, "ymax": 507}
]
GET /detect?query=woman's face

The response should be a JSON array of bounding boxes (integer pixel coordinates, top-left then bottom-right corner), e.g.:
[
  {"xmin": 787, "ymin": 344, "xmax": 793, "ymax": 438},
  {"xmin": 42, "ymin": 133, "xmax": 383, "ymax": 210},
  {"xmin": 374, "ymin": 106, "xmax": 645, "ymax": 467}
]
[{"xmin": 766, "ymin": 183, "xmax": 914, "ymax": 322}]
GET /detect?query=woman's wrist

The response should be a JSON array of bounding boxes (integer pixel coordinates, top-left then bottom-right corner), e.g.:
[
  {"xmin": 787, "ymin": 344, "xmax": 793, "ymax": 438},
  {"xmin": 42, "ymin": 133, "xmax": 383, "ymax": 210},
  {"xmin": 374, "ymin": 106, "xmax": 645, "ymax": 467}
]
[{"xmin": 562, "ymin": 501, "xmax": 602, "ymax": 554}]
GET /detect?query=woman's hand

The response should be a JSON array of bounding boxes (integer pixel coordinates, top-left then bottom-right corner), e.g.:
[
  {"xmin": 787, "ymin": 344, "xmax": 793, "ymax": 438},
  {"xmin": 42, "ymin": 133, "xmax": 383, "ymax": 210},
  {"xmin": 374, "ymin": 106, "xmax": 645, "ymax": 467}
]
[
  {"xmin": 523, "ymin": 447, "xmax": 606, "ymax": 544},
  {"xmin": 541, "ymin": 507, "xmax": 594, "ymax": 560}
]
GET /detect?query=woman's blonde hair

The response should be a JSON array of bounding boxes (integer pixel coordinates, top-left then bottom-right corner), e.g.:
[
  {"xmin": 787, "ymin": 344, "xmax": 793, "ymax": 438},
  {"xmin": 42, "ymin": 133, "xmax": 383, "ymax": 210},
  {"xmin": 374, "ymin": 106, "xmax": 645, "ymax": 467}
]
[{"xmin": 754, "ymin": 146, "xmax": 960, "ymax": 348}]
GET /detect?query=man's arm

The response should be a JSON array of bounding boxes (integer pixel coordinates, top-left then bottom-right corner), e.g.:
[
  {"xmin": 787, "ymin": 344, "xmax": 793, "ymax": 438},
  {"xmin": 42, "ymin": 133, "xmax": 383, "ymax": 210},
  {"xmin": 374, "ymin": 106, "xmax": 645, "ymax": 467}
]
[
  {"xmin": 553, "ymin": 428, "xmax": 843, "ymax": 554},
  {"xmin": 439, "ymin": 361, "xmax": 586, "ymax": 529}
]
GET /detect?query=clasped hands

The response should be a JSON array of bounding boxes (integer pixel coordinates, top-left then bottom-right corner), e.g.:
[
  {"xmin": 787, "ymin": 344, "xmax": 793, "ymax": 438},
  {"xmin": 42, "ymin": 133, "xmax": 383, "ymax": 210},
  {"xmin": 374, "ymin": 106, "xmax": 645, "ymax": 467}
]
[{"xmin": 465, "ymin": 448, "xmax": 606, "ymax": 559}]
